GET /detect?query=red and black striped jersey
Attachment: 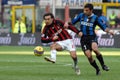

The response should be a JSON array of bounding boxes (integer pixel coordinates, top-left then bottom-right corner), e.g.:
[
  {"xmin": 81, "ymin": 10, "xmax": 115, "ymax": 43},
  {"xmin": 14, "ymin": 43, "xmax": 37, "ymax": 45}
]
[{"xmin": 41, "ymin": 19, "xmax": 79, "ymax": 43}]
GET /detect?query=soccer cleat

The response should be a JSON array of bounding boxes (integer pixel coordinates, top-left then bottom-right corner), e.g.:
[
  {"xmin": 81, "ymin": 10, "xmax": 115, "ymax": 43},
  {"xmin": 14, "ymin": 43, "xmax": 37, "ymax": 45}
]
[
  {"xmin": 96, "ymin": 69, "xmax": 101, "ymax": 75},
  {"xmin": 74, "ymin": 66, "xmax": 81, "ymax": 75},
  {"xmin": 102, "ymin": 65, "xmax": 110, "ymax": 71},
  {"xmin": 44, "ymin": 56, "xmax": 56, "ymax": 63}
]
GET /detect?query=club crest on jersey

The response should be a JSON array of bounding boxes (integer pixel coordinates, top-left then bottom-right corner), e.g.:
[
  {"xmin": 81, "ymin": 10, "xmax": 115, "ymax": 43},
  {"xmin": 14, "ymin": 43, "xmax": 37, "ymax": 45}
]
[
  {"xmin": 91, "ymin": 18, "xmax": 95, "ymax": 23},
  {"xmin": 52, "ymin": 27, "xmax": 54, "ymax": 29},
  {"xmin": 41, "ymin": 34, "xmax": 45, "ymax": 37},
  {"xmin": 81, "ymin": 18, "xmax": 84, "ymax": 21}
]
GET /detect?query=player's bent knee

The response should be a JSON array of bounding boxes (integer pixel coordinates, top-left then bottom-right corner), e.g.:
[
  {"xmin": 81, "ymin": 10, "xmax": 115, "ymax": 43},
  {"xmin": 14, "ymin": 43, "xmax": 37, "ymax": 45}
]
[
  {"xmin": 50, "ymin": 44, "xmax": 56, "ymax": 49},
  {"xmin": 92, "ymin": 48, "xmax": 99, "ymax": 52}
]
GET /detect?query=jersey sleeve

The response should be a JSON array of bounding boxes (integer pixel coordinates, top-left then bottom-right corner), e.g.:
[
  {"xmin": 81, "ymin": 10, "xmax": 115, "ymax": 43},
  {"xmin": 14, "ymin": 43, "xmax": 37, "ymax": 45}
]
[
  {"xmin": 96, "ymin": 17, "xmax": 108, "ymax": 31},
  {"xmin": 68, "ymin": 25, "xmax": 80, "ymax": 34},
  {"xmin": 41, "ymin": 26, "xmax": 53, "ymax": 43},
  {"xmin": 72, "ymin": 13, "xmax": 83, "ymax": 24}
]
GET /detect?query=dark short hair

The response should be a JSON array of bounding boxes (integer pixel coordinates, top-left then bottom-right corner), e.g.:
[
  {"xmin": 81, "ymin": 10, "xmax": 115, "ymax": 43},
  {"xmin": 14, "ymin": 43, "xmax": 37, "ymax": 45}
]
[
  {"xmin": 84, "ymin": 3, "xmax": 93, "ymax": 10},
  {"xmin": 43, "ymin": 13, "xmax": 54, "ymax": 19}
]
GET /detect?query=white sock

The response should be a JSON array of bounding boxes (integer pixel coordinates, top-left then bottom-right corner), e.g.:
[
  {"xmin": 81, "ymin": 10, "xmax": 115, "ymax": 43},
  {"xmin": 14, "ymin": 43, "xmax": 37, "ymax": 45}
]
[{"xmin": 50, "ymin": 50, "xmax": 57, "ymax": 61}]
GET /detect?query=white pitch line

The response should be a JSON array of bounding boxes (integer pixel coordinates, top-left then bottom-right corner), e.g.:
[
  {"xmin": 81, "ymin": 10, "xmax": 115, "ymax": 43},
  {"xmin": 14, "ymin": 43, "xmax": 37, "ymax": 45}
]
[
  {"xmin": 55, "ymin": 62, "xmax": 73, "ymax": 66},
  {"xmin": 63, "ymin": 64, "xmax": 72, "ymax": 66}
]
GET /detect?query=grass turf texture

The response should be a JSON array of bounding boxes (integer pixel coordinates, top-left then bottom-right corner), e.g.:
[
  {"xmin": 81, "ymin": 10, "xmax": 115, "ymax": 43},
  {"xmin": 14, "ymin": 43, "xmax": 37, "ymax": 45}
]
[{"xmin": 0, "ymin": 46, "xmax": 120, "ymax": 80}]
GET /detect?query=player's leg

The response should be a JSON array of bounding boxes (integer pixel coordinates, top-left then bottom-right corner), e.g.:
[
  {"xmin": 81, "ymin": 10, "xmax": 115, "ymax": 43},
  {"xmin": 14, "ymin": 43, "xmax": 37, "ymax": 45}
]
[
  {"xmin": 65, "ymin": 39, "xmax": 78, "ymax": 68},
  {"xmin": 81, "ymin": 37, "xmax": 100, "ymax": 75},
  {"xmin": 44, "ymin": 42, "xmax": 62, "ymax": 63},
  {"xmin": 69, "ymin": 51, "xmax": 80, "ymax": 75},
  {"xmin": 70, "ymin": 51, "xmax": 78, "ymax": 68},
  {"xmin": 84, "ymin": 49, "xmax": 100, "ymax": 75},
  {"xmin": 64, "ymin": 39, "xmax": 80, "ymax": 75},
  {"xmin": 92, "ymin": 42, "xmax": 110, "ymax": 71}
]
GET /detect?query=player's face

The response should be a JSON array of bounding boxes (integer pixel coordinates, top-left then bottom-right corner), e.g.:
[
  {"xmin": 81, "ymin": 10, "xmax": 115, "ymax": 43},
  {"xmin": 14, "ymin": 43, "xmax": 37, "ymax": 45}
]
[
  {"xmin": 44, "ymin": 15, "xmax": 53, "ymax": 25},
  {"xmin": 84, "ymin": 8, "xmax": 92, "ymax": 16}
]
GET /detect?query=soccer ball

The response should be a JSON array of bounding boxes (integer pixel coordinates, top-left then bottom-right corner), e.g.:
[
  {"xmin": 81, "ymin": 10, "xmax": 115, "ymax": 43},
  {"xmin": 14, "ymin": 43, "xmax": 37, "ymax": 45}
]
[{"xmin": 34, "ymin": 46, "xmax": 44, "ymax": 56}]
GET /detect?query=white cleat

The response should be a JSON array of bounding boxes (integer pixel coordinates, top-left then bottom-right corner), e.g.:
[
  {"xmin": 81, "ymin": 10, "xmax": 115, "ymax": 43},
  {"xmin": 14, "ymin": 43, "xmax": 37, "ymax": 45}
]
[
  {"xmin": 74, "ymin": 66, "xmax": 81, "ymax": 75},
  {"xmin": 44, "ymin": 56, "xmax": 56, "ymax": 63}
]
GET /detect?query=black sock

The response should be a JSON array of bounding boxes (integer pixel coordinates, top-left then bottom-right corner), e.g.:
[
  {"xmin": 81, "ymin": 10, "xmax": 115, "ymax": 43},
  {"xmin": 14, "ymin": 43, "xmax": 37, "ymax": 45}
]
[
  {"xmin": 73, "ymin": 57, "xmax": 78, "ymax": 67},
  {"xmin": 90, "ymin": 60, "xmax": 99, "ymax": 70},
  {"xmin": 96, "ymin": 54, "xmax": 104, "ymax": 66}
]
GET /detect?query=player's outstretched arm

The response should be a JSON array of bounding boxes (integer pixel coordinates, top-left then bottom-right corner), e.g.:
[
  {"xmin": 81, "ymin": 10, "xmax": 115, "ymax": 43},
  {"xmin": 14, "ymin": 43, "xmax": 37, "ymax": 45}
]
[{"xmin": 105, "ymin": 28, "xmax": 114, "ymax": 35}]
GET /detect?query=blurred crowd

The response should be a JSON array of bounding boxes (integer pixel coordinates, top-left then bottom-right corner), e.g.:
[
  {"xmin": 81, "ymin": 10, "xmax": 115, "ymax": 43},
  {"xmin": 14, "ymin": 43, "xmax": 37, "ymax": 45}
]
[
  {"xmin": 1, "ymin": 0, "xmax": 120, "ymax": 34},
  {"xmin": 109, "ymin": 10, "xmax": 120, "ymax": 29},
  {"xmin": 1, "ymin": 9, "xmax": 120, "ymax": 34}
]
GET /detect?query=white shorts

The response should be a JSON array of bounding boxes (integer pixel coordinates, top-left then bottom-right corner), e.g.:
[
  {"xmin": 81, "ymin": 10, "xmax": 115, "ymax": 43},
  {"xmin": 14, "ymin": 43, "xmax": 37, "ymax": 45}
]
[
  {"xmin": 67, "ymin": 29, "xmax": 76, "ymax": 39},
  {"xmin": 56, "ymin": 39, "xmax": 76, "ymax": 51}
]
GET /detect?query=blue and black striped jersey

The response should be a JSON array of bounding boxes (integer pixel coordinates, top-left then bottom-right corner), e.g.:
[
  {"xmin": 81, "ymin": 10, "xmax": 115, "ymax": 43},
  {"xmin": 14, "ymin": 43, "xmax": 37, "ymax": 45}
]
[{"xmin": 72, "ymin": 13, "xmax": 108, "ymax": 36}]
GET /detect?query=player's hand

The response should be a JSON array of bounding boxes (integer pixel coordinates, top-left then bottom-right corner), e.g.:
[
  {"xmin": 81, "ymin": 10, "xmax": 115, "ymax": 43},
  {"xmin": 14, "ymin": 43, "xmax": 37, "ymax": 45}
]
[
  {"xmin": 53, "ymin": 36, "xmax": 59, "ymax": 40},
  {"xmin": 78, "ymin": 32, "xmax": 83, "ymax": 37},
  {"xmin": 105, "ymin": 28, "xmax": 114, "ymax": 35},
  {"xmin": 64, "ymin": 22, "xmax": 69, "ymax": 29},
  {"xmin": 109, "ymin": 30, "xmax": 114, "ymax": 35}
]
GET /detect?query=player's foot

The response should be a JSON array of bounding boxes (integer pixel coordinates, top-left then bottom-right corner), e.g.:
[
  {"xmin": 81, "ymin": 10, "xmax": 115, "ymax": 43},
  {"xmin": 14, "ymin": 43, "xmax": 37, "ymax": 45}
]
[
  {"xmin": 96, "ymin": 69, "xmax": 101, "ymax": 75},
  {"xmin": 44, "ymin": 56, "xmax": 56, "ymax": 63},
  {"xmin": 102, "ymin": 65, "xmax": 110, "ymax": 71},
  {"xmin": 73, "ymin": 66, "xmax": 81, "ymax": 75}
]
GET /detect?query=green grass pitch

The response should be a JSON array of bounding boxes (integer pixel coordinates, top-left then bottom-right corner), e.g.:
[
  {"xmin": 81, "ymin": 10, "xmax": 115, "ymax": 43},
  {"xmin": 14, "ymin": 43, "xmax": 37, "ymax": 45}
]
[{"xmin": 0, "ymin": 46, "xmax": 120, "ymax": 80}]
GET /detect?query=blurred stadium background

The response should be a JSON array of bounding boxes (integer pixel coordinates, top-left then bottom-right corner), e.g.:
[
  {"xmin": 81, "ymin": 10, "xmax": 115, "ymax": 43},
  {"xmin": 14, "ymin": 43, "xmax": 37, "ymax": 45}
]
[{"xmin": 0, "ymin": 0, "xmax": 120, "ymax": 80}]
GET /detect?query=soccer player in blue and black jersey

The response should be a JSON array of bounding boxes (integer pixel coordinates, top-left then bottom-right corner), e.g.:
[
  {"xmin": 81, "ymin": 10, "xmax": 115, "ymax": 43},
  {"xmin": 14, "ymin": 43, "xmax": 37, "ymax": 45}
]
[{"xmin": 71, "ymin": 3, "xmax": 114, "ymax": 75}]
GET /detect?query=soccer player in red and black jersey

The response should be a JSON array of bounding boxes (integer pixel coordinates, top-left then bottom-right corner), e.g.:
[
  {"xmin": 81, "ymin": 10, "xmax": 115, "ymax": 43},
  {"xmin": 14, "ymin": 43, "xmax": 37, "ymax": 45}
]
[{"xmin": 41, "ymin": 13, "xmax": 82, "ymax": 75}]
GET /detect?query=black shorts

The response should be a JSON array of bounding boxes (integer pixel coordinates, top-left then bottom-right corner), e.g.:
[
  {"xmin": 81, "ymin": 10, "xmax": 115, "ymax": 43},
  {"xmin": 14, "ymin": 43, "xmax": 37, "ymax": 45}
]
[{"xmin": 81, "ymin": 35, "xmax": 98, "ymax": 52}]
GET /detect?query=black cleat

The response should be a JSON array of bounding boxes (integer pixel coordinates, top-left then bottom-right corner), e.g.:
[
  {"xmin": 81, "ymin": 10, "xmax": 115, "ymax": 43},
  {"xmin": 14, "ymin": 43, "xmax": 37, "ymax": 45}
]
[
  {"xmin": 102, "ymin": 65, "xmax": 110, "ymax": 71},
  {"xmin": 96, "ymin": 69, "xmax": 101, "ymax": 75}
]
